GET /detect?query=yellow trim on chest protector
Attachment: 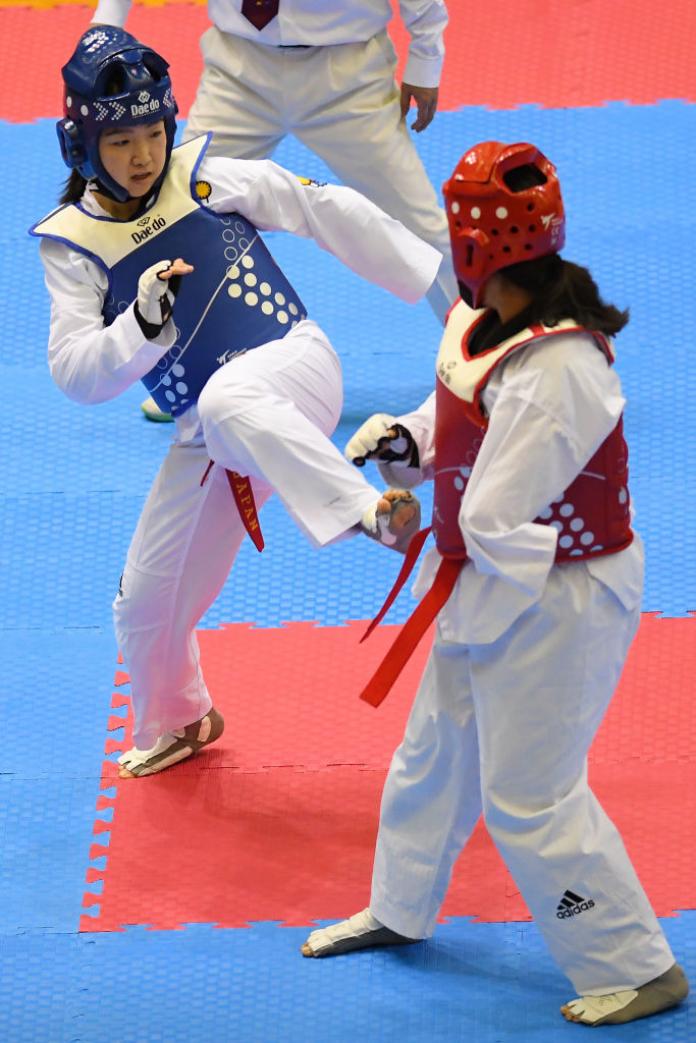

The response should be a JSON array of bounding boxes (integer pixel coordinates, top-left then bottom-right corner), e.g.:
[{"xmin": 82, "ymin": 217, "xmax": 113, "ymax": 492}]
[{"xmin": 33, "ymin": 137, "xmax": 205, "ymax": 269}]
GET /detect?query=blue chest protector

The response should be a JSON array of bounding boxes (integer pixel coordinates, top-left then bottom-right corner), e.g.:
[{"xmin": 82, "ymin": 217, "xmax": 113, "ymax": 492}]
[{"xmin": 31, "ymin": 135, "xmax": 307, "ymax": 416}]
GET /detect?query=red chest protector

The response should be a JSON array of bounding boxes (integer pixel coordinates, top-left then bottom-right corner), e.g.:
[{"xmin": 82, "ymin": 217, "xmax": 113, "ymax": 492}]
[
  {"xmin": 358, "ymin": 304, "xmax": 634, "ymax": 711},
  {"xmin": 433, "ymin": 302, "xmax": 633, "ymax": 562}
]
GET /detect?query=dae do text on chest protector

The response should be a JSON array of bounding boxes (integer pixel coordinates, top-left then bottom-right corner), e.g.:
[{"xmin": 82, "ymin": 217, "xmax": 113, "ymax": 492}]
[{"xmin": 32, "ymin": 135, "xmax": 307, "ymax": 417}]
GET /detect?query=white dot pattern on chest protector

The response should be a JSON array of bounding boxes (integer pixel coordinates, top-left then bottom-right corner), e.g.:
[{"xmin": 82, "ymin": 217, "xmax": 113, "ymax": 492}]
[
  {"xmin": 222, "ymin": 238, "xmax": 304, "ymax": 327},
  {"xmin": 447, "ymin": 465, "xmax": 473, "ymax": 496},
  {"xmin": 147, "ymin": 212, "xmax": 307, "ymax": 414},
  {"xmin": 539, "ymin": 490, "xmax": 620, "ymax": 556}
]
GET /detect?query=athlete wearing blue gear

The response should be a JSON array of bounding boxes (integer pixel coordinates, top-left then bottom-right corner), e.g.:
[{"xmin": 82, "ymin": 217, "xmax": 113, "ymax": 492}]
[{"xmin": 32, "ymin": 29, "xmax": 430, "ymax": 777}]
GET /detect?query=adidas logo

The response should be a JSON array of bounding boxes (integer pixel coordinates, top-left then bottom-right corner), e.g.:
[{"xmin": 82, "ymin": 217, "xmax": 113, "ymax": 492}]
[{"xmin": 556, "ymin": 889, "xmax": 595, "ymax": 919}]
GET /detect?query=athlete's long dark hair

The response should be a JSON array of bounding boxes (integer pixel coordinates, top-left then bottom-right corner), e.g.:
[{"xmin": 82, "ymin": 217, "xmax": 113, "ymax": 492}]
[
  {"xmin": 476, "ymin": 161, "xmax": 629, "ymax": 336},
  {"xmin": 60, "ymin": 169, "xmax": 89, "ymax": 204},
  {"xmin": 498, "ymin": 253, "xmax": 629, "ymax": 336}
]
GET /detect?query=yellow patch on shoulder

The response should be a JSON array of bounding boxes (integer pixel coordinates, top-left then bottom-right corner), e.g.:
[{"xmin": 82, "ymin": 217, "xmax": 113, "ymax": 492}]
[
  {"xmin": 195, "ymin": 180, "xmax": 212, "ymax": 201},
  {"xmin": 297, "ymin": 176, "xmax": 325, "ymax": 187}
]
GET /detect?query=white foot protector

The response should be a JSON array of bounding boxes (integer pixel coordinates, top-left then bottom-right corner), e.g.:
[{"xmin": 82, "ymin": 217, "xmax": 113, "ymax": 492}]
[
  {"xmin": 302, "ymin": 908, "xmax": 417, "ymax": 958},
  {"xmin": 118, "ymin": 733, "xmax": 195, "ymax": 777},
  {"xmin": 141, "ymin": 395, "xmax": 173, "ymax": 423},
  {"xmin": 562, "ymin": 989, "xmax": 639, "ymax": 1026},
  {"xmin": 118, "ymin": 708, "xmax": 224, "ymax": 778},
  {"xmin": 360, "ymin": 492, "xmax": 420, "ymax": 554},
  {"xmin": 561, "ymin": 964, "xmax": 688, "ymax": 1026}
]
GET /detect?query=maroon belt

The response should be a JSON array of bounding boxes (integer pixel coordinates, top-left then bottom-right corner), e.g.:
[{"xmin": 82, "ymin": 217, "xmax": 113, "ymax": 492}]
[{"xmin": 201, "ymin": 461, "xmax": 264, "ymax": 552}]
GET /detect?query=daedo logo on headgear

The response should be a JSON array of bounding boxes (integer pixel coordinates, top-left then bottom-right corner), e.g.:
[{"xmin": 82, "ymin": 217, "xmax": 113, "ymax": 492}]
[
  {"xmin": 131, "ymin": 214, "xmax": 167, "ymax": 244},
  {"xmin": 131, "ymin": 91, "xmax": 161, "ymax": 118}
]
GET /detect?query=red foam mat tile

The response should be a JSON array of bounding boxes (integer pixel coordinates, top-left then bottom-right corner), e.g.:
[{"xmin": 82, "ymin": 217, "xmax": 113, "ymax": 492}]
[
  {"xmin": 430, "ymin": 0, "xmax": 696, "ymax": 110},
  {"xmin": 1, "ymin": 6, "xmax": 210, "ymax": 122},
  {"xmin": 82, "ymin": 758, "xmax": 696, "ymax": 932},
  {"xmin": 4, "ymin": 1, "xmax": 696, "ymax": 123},
  {"xmin": 82, "ymin": 614, "xmax": 696, "ymax": 931},
  {"xmin": 107, "ymin": 614, "xmax": 696, "ymax": 772},
  {"xmin": 108, "ymin": 620, "xmax": 432, "ymax": 773},
  {"xmin": 590, "ymin": 613, "xmax": 696, "ymax": 764}
]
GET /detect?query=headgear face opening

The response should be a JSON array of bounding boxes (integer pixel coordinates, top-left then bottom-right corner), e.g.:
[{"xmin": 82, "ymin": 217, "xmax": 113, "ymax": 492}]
[
  {"xmin": 57, "ymin": 27, "xmax": 178, "ymax": 202},
  {"xmin": 442, "ymin": 141, "xmax": 565, "ymax": 309}
]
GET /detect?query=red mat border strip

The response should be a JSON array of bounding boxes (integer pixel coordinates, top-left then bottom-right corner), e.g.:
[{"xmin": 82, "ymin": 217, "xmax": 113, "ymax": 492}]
[{"xmin": 3, "ymin": 2, "xmax": 696, "ymax": 123}]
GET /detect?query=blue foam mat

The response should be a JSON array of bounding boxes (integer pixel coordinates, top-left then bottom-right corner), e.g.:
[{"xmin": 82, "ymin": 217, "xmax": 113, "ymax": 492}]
[
  {"xmin": 0, "ymin": 629, "xmax": 117, "ymax": 778},
  {"xmin": 2, "ymin": 103, "xmax": 695, "ymax": 625},
  {"xmin": 2, "ymin": 100, "xmax": 695, "ymax": 1043},
  {"xmin": 0, "ymin": 477, "xmax": 434, "ymax": 631},
  {"xmin": 0, "ymin": 776, "xmax": 105, "ymax": 935},
  {"xmin": 0, "ymin": 915, "xmax": 692, "ymax": 1043}
]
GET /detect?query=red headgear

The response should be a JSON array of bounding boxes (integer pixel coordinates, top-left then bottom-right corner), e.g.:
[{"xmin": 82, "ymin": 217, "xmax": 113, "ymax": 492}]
[{"xmin": 443, "ymin": 141, "xmax": 565, "ymax": 308}]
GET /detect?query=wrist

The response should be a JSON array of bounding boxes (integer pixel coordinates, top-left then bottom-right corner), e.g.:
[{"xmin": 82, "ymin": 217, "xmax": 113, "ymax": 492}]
[{"xmin": 134, "ymin": 301, "xmax": 166, "ymax": 340}]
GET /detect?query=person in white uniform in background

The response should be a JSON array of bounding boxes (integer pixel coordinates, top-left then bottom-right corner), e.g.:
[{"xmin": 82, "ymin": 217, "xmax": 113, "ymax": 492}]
[
  {"xmin": 89, "ymin": 0, "xmax": 456, "ymax": 420},
  {"xmin": 301, "ymin": 141, "xmax": 689, "ymax": 1028},
  {"xmin": 31, "ymin": 28, "xmax": 429, "ymax": 778}
]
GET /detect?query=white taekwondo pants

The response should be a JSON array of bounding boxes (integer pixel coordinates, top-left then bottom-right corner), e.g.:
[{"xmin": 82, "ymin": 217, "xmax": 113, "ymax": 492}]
[
  {"xmin": 369, "ymin": 561, "xmax": 676, "ymax": 994},
  {"xmin": 183, "ymin": 28, "xmax": 457, "ymax": 323},
  {"xmin": 114, "ymin": 321, "xmax": 380, "ymax": 748}
]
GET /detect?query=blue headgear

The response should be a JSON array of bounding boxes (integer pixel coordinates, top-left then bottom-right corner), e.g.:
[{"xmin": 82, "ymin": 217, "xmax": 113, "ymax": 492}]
[{"xmin": 57, "ymin": 27, "xmax": 178, "ymax": 202}]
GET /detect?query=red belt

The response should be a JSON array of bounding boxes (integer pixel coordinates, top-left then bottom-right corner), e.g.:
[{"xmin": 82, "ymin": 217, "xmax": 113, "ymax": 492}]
[
  {"xmin": 359, "ymin": 527, "xmax": 464, "ymax": 707},
  {"xmin": 200, "ymin": 461, "xmax": 264, "ymax": 552}
]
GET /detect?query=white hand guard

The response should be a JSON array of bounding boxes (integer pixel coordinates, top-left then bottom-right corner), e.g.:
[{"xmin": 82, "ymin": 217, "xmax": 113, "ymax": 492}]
[
  {"xmin": 345, "ymin": 413, "xmax": 417, "ymax": 468},
  {"xmin": 135, "ymin": 260, "xmax": 180, "ymax": 335}
]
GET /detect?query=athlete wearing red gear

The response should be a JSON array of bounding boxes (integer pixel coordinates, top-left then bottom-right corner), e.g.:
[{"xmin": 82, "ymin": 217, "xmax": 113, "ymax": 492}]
[{"xmin": 301, "ymin": 141, "xmax": 689, "ymax": 1029}]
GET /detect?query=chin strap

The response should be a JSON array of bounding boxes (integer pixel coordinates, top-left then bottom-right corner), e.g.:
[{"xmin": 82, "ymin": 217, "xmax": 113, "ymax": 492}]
[{"xmin": 91, "ymin": 158, "xmax": 170, "ymax": 212}]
